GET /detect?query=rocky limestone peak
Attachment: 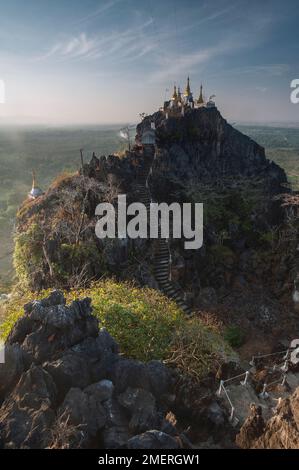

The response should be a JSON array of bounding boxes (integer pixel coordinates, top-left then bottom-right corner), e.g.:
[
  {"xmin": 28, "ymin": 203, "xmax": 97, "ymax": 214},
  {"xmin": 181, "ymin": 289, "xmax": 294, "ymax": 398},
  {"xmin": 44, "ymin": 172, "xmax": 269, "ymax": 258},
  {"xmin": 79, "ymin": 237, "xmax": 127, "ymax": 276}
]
[{"xmin": 136, "ymin": 107, "xmax": 287, "ymax": 194}]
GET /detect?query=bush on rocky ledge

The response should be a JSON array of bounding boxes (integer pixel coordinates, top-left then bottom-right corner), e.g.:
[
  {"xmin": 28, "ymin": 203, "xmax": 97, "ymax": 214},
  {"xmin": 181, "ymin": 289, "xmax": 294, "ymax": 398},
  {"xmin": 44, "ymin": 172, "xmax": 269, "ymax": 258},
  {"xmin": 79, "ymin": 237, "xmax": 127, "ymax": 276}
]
[{"xmin": 0, "ymin": 280, "xmax": 232, "ymax": 380}]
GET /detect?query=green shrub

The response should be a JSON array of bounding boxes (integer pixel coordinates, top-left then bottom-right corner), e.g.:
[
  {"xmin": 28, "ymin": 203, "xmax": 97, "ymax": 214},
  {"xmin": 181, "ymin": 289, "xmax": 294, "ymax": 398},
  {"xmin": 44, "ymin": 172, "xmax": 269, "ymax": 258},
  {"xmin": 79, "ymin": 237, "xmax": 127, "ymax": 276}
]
[
  {"xmin": 0, "ymin": 281, "xmax": 183, "ymax": 362},
  {"xmin": 259, "ymin": 231, "xmax": 277, "ymax": 245},
  {"xmin": 13, "ymin": 222, "xmax": 44, "ymax": 290},
  {"xmin": 68, "ymin": 280, "xmax": 184, "ymax": 361},
  {"xmin": 210, "ymin": 245, "xmax": 235, "ymax": 264},
  {"xmin": 60, "ymin": 242, "xmax": 104, "ymax": 267},
  {"xmin": 0, "ymin": 280, "xmax": 234, "ymax": 380},
  {"xmin": 224, "ymin": 325, "xmax": 244, "ymax": 348},
  {"xmin": 167, "ymin": 317, "xmax": 235, "ymax": 380}
]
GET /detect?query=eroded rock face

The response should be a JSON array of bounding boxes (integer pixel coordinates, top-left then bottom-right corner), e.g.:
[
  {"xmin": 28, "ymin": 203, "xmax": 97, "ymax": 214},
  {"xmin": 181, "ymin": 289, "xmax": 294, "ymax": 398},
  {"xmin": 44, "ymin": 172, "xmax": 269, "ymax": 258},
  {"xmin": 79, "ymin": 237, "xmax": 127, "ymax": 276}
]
[
  {"xmin": 7, "ymin": 292, "xmax": 98, "ymax": 365},
  {"xmin": 0, "ymin": 291, "xmax": 180, "ymax": 449},
  {"xmin": 236, "ymin": 404, "xmax": 265, "ymax": 449},
  {"xmin": 0, "ymin": 366, "xmax": 57, "ymax": 449},
  {"xmin": 0, "ymin": 344, "xmax": 24, "ymax": 399},
  {"xmin": 15, "ymin": 107, "xmax": 291, "ymax": 299},
  {"xmin": 236, "ymin": 392, "xmax": 299, "ymax": 449},
  {"xmin": 137, "ymin": 108, "xmax": 287, "ymax": 194},
  {"xmin": 118, "ymin": 387, "xmax": 159, "ymax": 434}
]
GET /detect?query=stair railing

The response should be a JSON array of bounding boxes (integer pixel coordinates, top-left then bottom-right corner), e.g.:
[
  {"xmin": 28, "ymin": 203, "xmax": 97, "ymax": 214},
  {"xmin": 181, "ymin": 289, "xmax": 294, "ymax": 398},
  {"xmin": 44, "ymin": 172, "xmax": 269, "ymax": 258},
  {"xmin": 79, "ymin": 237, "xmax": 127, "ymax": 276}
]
[
  {"xmin": 217, "ymin": 381, "xmax": 235, "ymax": 422},
  {"xmin": 259, "ymin": 357, "xmax": 289, "ymax": 399},
  {"xmin": 259, "ymin": 372, "xmax": 288, "ymax": 400},
  {"xmin": 217, "ymin": 348, "xmax": 295, "ymax": 423},
  {"xmin": 217, "ymin": 371, "xmax": 250, "ymax": 422},
  {"xmin": 249, "ymin": 349, "xmax": 289, "ymax": 368},
  {"xmin": 169, "ymin": 252, "xmax": 172, "ymax": 281},
  {"xmin": 139, "ymin": 148, "xmax": 191, "ymax": 313}
]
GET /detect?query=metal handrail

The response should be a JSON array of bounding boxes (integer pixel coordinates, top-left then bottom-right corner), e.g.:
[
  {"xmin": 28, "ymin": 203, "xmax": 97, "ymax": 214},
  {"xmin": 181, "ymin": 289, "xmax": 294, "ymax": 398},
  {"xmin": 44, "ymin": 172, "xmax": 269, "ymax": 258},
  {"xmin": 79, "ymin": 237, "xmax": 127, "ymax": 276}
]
[
  {"xmin": 222, "ymin": 372, "xmax": 247, "ymax": 385},
  {"xmin": 216, "ymin": 349, "xmax": 295, "ymax": 421},
  {"xmin": 259, "ymin": 372, "xmax": 287, "ymax": 399},
  {"xmin": 222, "ymin": 384, "xmax": 234, "ymax": 409},
  {"xmin": 217, "ymin": 381, "xmax": 235, "ymax": 422},
  {"xmin": 250, "ymin": 349, "xmax": 289, "ymax": 366}
]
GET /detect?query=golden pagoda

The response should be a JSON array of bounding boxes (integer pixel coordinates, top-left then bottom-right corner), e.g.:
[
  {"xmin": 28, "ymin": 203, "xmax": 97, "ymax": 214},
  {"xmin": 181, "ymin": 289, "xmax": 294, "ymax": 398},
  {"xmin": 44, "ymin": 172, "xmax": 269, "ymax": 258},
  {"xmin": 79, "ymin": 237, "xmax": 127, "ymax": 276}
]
[
  {"xmin": 163, "ymin": 76, "xmax": 208, "ymax": 117},
  {"xmin": 184, "ymin": 76, "xmax": 191, "ymax": 97},
  {"xmin": 172, "ymin": 85, "xmax": 178, "ymax": 100},
  {"xmin": 197, "ymin": 84, "xmax": 204, "ymax": 106},
  {"xmin": 177, "ymin": 86, "xmax": 182, "ymax": 103}
]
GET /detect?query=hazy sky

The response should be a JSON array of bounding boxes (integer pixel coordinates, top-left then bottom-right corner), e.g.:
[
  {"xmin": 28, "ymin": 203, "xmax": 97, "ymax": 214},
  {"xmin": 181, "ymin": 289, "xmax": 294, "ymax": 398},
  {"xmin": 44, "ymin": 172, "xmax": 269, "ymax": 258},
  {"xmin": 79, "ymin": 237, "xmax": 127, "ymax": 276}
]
[{"xmin": 0, "ymin": 0, "xmax": 298, "ymax": 125}]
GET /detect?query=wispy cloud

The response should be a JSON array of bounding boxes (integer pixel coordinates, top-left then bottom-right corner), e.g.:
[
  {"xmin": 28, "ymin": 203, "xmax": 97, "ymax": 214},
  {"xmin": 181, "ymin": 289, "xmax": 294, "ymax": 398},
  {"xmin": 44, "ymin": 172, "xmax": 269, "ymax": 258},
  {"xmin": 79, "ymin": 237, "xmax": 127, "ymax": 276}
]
[
  {"xmin": 148, "ymin": 35, "xmax": 250, "ymax": 83},
  {"xmin": 75, "ymin": 0, "xmax": 124, "ymax": 25},
  {"xmin": 45, "ymin": 33, "xmax": 97, "ymax": 59},
  {"xmin": 29, "ymin": 0, "xmax": 288, "ymax": 90},
  {"xmin": 181, "ymin": 1, "xmax": 241, "ymax": 32},
  {"xmin": 148, "ymin": 4, "xmax": 279, "ymax": 83},
  {"xmin": 232, "ymin": 64, "xmax": 290, "ymax": 77},
  {"xmin": 210, "ymin": 64, "xmax": 291, "ymax": 80},
  {"xmin": 255, "ymin": 86, "xmax": 268, "ymax": 93},
  {"xmin": 36, "ymin": 19, "xmax": 155, "ymax": 62}
]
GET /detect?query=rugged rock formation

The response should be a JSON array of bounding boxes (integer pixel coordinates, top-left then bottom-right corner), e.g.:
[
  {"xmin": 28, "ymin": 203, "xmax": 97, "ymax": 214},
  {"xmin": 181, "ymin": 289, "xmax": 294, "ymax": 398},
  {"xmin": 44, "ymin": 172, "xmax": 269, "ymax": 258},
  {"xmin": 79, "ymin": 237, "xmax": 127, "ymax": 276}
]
[
  {"xmin": 235, "ymin": 404, "xmax": 265, "ymax": 448},
  {"xmin": 5, "ymin": 105, "xmax": 299, "ymax": 448},
  {"xmin": 136, "ymin": 109, "xmax": 296, "ymax": 320},
  {"xmin": 137, "ymin": 108, "xmax": 287, "ymax": 195},
  {"xmin": 0, "ymin": 291, "xmax": 196, "ymax": 449},
  {"xmin": 15, "ymin": 108, "xmax": 291, "ymax": 292},
  {"xmin": 13, "ymin": 107, "xmax": 299, "ymax": 355},
  {"xmin": 236, "ymin": 390, "xmax": 299, "ymax": 449}
]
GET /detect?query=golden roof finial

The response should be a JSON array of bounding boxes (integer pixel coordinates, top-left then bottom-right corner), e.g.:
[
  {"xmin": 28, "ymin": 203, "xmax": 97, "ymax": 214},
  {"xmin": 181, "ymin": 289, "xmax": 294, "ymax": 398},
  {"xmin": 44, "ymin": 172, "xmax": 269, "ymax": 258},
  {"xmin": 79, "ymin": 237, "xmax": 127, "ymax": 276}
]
[
  {"xmin": 184, "ymin": 76, "xmax": 191, "ymax": 96},
  {"xmin": 197, "ymin": 84, "xmax": 204, "ymax": 104}
]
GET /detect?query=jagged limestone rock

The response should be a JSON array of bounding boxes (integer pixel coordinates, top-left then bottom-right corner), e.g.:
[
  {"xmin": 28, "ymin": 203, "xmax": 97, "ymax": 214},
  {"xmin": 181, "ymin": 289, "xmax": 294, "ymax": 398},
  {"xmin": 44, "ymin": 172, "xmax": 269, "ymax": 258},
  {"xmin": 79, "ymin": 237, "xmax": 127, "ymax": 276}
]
[{"xmin": 0, "ymin": 291, "xmax": 178, "ymax": 449}]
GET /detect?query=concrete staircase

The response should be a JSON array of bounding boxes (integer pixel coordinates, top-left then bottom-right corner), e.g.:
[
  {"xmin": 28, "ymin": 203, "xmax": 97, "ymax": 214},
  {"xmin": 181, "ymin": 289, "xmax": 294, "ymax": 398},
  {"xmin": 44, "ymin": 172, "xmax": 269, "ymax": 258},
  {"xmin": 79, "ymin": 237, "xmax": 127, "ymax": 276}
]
[
  {"xmin": 218, "ymin": 362, "xmax": 299, "ymax": 427},
  {"xmin": 133, "ymin": 145, "xmax": 192, "ymax": 315},
  {"xmin": 154, "ymin": 236, "xmax": 192, "ymax": 315},
  {"xmin": 221, "ymin": 382, "xmax": 274, "ymax": 425}
]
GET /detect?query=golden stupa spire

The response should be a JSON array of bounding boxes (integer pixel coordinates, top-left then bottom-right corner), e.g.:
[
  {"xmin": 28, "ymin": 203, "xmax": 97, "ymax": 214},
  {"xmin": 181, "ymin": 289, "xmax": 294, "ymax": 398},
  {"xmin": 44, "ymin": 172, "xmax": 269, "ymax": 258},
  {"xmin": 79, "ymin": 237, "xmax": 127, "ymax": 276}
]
[
  {"xmin": 197, "ymin": 84, "xmax": 204, "ymax": 105},
  {"xmin": 172, "ymin": 84, "xmax": 177, "ymax": 100},
  {"xmin": 177, "ymin": 86, "xmax": 182, "ymax": 102},
  {"xmin": 184, "ymin": 76, "xmax": 191, "ymax": 96}
]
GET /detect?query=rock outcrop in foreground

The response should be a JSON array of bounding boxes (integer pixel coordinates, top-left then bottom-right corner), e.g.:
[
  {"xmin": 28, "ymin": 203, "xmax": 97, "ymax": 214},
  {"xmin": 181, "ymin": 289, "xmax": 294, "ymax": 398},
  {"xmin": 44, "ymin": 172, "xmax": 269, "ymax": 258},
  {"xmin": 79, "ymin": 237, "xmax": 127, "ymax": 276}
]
[
  {"xmin": 2, "ymin": 293, "xmax": 299, "ymax": 449},
  {"xmin": 0, "ymin": 292, "xmax": 185, "ymax": 449},
  {"xmin": 237, "ymin": 390, "xmax": 299, "ymax": 449}
]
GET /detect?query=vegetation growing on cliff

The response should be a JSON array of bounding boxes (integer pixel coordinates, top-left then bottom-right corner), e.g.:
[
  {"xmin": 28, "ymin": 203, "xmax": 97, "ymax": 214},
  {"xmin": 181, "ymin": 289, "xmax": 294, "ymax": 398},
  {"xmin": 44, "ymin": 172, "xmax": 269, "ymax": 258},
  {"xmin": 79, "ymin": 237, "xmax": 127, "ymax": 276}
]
[
  {"xmin": 13, "ymin": 222, "xmax": 44, "ymax": 289},
  {"xmin": 0, "ymin": 126, "xmax": 123, "ymax": 288},
  {"xmin": 0, "ymin": 280, "xmax": 232, "ymax": 379}
]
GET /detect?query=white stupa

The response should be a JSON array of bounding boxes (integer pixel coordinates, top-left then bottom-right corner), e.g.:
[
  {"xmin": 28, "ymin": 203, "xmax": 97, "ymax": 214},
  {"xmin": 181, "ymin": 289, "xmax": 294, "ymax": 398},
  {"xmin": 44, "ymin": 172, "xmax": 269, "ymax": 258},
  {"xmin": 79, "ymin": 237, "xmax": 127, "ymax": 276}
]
[{"xmin": 28, "ymin": 170, "xmax": 43, "ymax": 199}]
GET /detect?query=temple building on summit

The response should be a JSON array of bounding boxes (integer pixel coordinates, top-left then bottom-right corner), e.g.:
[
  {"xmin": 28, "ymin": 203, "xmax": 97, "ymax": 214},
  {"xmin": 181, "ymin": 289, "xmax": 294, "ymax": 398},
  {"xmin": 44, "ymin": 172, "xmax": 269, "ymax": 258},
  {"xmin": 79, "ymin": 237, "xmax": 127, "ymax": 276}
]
[
  {"xmin": 162, "ymin": 77, "xmax": 216, "ymax": 118},
  {"xmin": 141, "ymin": 122, "xmax": 156, "ymax": 146}
]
